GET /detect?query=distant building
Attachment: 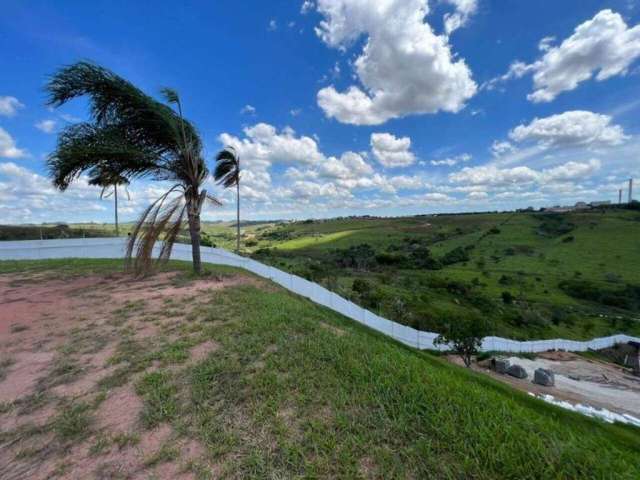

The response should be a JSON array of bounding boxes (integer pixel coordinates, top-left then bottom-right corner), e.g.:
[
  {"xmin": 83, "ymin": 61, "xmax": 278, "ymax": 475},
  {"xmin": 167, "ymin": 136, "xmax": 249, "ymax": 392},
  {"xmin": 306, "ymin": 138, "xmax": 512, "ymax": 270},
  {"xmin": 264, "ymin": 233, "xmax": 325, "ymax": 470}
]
[
  {"xmin": 574, "ymin": 201, "xmax": 589, "ymax": 209},
  {"xmin": 589, "ymin": 200, "xmax": 611, "ymax": 207}
]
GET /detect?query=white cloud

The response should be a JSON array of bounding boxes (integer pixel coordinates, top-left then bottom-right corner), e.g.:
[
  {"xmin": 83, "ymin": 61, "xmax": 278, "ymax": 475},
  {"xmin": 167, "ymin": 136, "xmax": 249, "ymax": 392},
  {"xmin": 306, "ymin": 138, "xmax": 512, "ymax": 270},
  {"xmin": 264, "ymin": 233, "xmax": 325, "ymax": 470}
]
[
  {"xmin": 430, "ymin": 153, "xmax": 471, "ymax": 166},
  {"xmin": 488, "ymin": 10, "xmax": 640, "ymax": 102},
  {"xmin": 319, "ymin": 151, "xmax": 373, "ymax": 179},
  {"xmin": 541, "ymin": 159, "xmax": 601, "ymax": 182},
  {"xmin": 268, "ymin": 19, "xmax": 278, "ymax": 31},
  {"xmin": 370, "ymin": 132, "xmax": 416, "ymax": 168},
  {"xmin": 468, "ymin": 191, "xmax": 488, "ymax": 200},
  {"xmin": 290, "ymin": 108, "xmax": 302, "ymax": 117},
  {"xmin": 0, "ymin": 127, "xmax": 28, "ymax": 158},
  {"xmin": 301, "ymin": 0, "xmax": 315, "ymax": 14},
  {"xmin": 443, "ymin": 0, "xmax": 478, "ymax": 35},
  {"xmin": 240, "ymin": 104, "xmax": 256, "ymax": 115},
  {"xmin": 491, "ymin": 140, "xmax": 518, "ymax": 158},
  {"xmin": 314, "ymin": 0, "xmax": 477, "ymax": 125},
  {"xmin": 449, "ymin": 159, "xmax": 602, "ymax": 187},
  {"xmin": 538, "ymin": 36, "xmax": 555, "ymax": 52},
  {"xmin": 0, "ymin": 96, "xmax": 24, "ymax": 117},
  {"xmin": 220, "ymin": 123, "xmax": 324, "ymax": 170},
  {"xmin": 35, "ymin": 119, "xmax": 57, "ymax": 134},
  {"xmin": 509, "ymin": 111, "xmax": 628, "ymax": 148},
  {"xmin": 389, "ymin": 175, "xmax": 425, "ymax": 190},
  {"xmin": 450, "ymin": 164, "xmax": 540, "ymax": 186}
]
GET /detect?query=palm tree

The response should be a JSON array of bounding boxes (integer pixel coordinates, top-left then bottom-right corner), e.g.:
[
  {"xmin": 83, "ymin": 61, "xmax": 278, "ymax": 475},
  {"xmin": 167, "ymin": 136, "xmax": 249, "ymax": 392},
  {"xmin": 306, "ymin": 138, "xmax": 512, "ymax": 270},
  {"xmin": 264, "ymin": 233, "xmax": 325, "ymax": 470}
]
[
  {"xmin": 214, "ymin": 146, "xmax": 241, "ymax": 251},
  {"xmin": 45, "ymin": 61, "xmax": 219, "ymax": 275},
  {"xmin": 93, "ymin": 172, "xmax": 130, "ymax": 236}
]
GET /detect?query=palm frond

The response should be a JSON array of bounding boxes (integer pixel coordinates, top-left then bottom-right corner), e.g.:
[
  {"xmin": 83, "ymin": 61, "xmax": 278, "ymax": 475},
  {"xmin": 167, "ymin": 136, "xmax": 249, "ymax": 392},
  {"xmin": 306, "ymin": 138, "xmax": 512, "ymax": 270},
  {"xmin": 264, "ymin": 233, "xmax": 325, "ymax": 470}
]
[
  {"xmin": 214, "ymin": 147, "xmax": 240, "ymax": 188},
  {"xmin": 46, "ymin": 61, "xmax": 208, "ymax": 185}
]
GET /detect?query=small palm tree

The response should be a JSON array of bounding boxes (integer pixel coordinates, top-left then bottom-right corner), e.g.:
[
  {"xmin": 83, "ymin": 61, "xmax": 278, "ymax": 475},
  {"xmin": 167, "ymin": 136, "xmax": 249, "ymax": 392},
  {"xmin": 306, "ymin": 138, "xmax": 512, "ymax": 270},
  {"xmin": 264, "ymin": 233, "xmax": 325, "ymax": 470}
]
[
  {"xmin": 93, "ymin": 172, "xmax": 130, "ymax": 236},
  {"xmin": 46, "ymin": 61, "xmax": 219, "ymax": 275},
  {"xmin": 214, "ymin": 146, "xmax": 241, "ymax": 251}
]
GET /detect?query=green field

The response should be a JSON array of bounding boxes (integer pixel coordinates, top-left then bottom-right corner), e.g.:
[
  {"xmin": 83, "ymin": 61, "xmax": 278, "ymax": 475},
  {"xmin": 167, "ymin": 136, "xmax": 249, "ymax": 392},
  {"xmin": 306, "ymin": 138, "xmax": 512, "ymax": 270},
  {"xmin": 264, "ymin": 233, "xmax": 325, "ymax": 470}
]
[{"xmin": 1, "ymin": 259, "xmax": 639, "ymax": 478}]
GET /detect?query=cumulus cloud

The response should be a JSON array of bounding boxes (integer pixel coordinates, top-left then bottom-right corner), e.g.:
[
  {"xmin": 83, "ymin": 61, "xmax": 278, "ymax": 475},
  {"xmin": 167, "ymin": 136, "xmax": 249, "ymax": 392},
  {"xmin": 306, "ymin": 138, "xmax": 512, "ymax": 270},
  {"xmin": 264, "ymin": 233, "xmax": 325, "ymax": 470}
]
[
  {"xmin": 508, "ymin": 111, "xmax": 628, "ymax": 148},
  {"xmin": 0, "ymin": 162, "xmax": 118, "ymax": 223},
  {"xmin": 240, "ymin": 104, "xmax": 256, "ymax": 115},
  {"xmin": 220, "ymin": 123, "xmax": 324, "ymax": 170},
  {"xmin": 314, "ymin": 0, "xmax": 477, "ymax": 125},
  {"xmin": 0, "ymin": 96, "xmax": 24, "ymax": 117},
  {"xmin": 490, "ymin": 140, "xmax": 518, "ymax": 158},
  {"xmin": 487, "ymin": 10, "xmax": 640, "ymax": 102},
  {"xmin": 468, "ymin": 191, "xmax": 488, "ymax": 200},
  {"xmin": 430, "ymin": 153, "xmax": 471, "ymax": 166},
  {"xmin": 449, "ymin": 159, "xmax": 601, "ymax": 186},
  {"xmin": 370, "ymin": 133, "xmax": 416, "ymax": 168},
  {"xmin": 301, "ymin": 0, "xmax": 315, "ymax": 14},
  {"xmin": 443, "ymin": 0, "xmax": 478, "ymax": 35},
  {"xmin": 0, "ymin": 127, "xmax": 28, "ymax": 158},
  {"xmin": 35, "ymin": 119, "xmax": 57, "ymax": 134}
]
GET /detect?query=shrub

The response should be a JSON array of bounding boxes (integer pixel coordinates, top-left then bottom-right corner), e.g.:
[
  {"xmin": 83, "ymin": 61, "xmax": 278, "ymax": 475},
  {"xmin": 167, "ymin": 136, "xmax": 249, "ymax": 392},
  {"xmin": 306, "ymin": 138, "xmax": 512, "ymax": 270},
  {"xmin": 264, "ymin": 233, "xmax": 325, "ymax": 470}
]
[
  {"xmin": 434, "ymin": 314, "xmax": 492, "ymax": 367},
  {"xmin": 501, "ymin": 291, "xmax": 514, "ymax": 304},
  {"xmin": 488, "ymin": 227, "xmax": 501, "ymax": 234},
  {"xmin": 375, "ymin": 252, "xmax": 406, "ymax": 266},
  {"xmin": 441, "ymin": 246, "xmax": 470, "ymax": 266},
  {"xmin": 562, "ymin": 235, "xmax": 575, "ymax": 243}
]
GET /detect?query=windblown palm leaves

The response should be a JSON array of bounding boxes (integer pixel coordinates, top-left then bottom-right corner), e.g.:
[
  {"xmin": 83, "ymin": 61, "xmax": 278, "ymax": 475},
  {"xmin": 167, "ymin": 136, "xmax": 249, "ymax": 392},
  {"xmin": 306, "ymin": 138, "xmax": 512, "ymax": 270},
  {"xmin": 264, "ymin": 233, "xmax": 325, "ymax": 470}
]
[
  {"xmin": 214, "ymin": 146, "xmax": 241, "ymax": 251},
  {"xmin": 46, "ymin": 61, "xmax": 219, "ymax": 274}
]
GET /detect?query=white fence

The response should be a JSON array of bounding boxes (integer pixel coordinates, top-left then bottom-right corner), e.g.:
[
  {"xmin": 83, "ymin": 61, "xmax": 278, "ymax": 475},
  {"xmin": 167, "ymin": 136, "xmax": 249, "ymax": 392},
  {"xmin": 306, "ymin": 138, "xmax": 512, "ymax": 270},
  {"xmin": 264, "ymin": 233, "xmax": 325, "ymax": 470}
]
[{"xmin": 1, "ymin": 238, "xmax": 638, "ymax": 353}]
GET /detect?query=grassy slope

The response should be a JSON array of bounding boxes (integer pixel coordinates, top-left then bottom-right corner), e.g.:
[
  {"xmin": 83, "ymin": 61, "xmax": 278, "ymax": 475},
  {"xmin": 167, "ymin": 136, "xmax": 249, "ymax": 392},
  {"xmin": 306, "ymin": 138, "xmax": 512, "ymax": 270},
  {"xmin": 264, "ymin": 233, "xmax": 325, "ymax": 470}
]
[
  {"xmin": 246, "ymin": 211, "xmax": 640, "ymax": 340},
  {"xmin": 1, "ymin": 259, "xmax": 639, "ymax": 479}
]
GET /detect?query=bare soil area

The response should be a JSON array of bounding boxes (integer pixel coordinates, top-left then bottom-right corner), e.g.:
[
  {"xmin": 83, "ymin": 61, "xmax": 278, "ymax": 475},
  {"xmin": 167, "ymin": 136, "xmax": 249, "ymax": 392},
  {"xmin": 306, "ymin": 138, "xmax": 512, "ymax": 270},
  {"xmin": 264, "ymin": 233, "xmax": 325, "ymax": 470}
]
[
  {"xmin": 0, "ymin": 269, "xmax": 252, "ymax": 479},
  {"xmin": 448, "ymin": 351, "xmax": 640, "ymax": 418}
]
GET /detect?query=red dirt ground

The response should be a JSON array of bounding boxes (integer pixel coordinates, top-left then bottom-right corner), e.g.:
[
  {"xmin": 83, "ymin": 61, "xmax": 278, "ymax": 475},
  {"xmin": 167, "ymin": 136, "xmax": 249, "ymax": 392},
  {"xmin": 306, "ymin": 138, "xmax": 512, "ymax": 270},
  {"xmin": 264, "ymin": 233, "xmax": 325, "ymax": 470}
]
[{"xmin": 0, "ymin": 270, "xmax": 248, "ymax": 479}]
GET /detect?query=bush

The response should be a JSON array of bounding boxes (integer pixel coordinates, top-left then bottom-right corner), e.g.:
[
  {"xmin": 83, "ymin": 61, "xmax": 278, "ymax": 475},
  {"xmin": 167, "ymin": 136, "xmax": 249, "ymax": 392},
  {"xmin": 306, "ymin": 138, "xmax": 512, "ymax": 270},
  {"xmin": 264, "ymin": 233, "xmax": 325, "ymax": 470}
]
[
  {"xmin": 441, "ymin": 246, "xmax": 470, "ymax": 266},
  {"xmin": 375, "ymin": 252, "xmax": 407, "ymax": 266},
  {"xmin": 501, "ymin": 291, "xmax": 514, "ymax": 304},
  {"xmin": 434, "ymin": 314, "xmax": 492, "ymax": 367},
  {"xmin": 488, "ymin": 227, "xmax": 501, "ymax": 234},
  {"xmin": 562, "ymin": 235, "xmax": 575, "ymax": 243}
]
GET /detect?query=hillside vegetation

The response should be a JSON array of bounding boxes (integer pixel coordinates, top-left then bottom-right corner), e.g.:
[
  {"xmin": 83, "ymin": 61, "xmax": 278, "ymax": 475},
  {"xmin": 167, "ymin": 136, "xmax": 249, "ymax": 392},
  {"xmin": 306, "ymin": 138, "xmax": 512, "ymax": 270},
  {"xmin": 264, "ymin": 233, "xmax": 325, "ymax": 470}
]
[
  {"xmin": 244, "ymin": 208, "xmax": 640, "ymax": 341},
  {"xmin": 0, "ymin": 259, "xmax": 639, "ymax": 478}
]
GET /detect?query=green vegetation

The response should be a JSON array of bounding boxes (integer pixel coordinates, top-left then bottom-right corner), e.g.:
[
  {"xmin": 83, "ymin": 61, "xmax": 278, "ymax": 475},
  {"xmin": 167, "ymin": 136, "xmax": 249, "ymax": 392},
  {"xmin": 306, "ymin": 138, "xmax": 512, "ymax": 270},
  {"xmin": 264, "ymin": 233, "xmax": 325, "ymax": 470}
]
[
  {"xmin": 2, "ymin": 260, "xmax": 639, "ymax": 478},
  {"xmin": 239, "ymin": 209, "xmax": 640, "ymax": 341}
]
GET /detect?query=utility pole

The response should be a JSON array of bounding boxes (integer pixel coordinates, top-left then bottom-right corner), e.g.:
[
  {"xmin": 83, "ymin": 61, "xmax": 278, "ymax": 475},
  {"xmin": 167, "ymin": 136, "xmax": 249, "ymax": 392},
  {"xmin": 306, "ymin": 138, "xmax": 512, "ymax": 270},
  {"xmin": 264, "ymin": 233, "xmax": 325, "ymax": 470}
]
[
  {"xmin": 630, "ymin": 178, "xmax": 634, "ymax": 203},
  {"xmin": 619, "ymin": 189, "xmax": 623, "ymax": 204}
]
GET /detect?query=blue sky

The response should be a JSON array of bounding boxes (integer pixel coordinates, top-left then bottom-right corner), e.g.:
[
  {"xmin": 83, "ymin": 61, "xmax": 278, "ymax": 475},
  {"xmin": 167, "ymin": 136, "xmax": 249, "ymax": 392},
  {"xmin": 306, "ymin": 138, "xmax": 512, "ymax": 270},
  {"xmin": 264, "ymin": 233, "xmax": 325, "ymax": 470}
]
[{"xmin": 1, "ymin": 0, "xmax": 640, "ymax": 223}]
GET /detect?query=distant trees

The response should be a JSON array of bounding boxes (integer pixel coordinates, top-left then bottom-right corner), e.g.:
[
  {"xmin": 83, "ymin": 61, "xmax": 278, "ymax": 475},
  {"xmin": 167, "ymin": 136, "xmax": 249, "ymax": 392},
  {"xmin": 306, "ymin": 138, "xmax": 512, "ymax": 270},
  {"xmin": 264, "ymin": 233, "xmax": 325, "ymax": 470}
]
[{"xmin": 435, "ymin": 315, "xmax": 491, "ymax": 367}]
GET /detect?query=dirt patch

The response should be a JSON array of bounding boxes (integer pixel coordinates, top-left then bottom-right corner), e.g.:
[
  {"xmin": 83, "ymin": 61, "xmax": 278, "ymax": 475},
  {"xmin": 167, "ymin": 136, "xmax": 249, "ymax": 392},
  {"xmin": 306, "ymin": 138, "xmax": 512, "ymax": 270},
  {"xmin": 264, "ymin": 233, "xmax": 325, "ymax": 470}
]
[
  {"xmin": 96, "ymin": 385, "xmax": 143, "ymax": 432},
  {"xmin": 189, "ymin": 340, "xmax": 220, "ymax": 362},
  {"xmin": 0, "ymin": 269, "xmax": 248, "ymax": 479},
  {"xmin": 0, "ymin": 351, "xmax": 55, "ymax": 403}
]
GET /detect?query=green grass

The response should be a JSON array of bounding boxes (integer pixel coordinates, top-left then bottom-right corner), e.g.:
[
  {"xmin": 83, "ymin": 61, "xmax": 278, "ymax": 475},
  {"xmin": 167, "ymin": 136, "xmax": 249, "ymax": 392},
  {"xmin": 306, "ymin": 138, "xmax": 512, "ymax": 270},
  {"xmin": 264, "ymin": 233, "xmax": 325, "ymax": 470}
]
[
  {"xmin": 2, "ymin": 260, "xmax": 640, "ymax": 478},
  {"xmin": 52, "ymin": 401, "xmax": 93, "ymax": 441}
]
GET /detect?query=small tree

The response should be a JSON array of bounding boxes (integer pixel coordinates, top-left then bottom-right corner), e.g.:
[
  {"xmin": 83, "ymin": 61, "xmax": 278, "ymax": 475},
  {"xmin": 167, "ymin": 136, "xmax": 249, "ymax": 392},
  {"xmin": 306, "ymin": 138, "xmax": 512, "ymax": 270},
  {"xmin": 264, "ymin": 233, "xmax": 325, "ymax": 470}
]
[{"xmin": 434, "ymin": 315, "xmax": 491, "ymax": 367}]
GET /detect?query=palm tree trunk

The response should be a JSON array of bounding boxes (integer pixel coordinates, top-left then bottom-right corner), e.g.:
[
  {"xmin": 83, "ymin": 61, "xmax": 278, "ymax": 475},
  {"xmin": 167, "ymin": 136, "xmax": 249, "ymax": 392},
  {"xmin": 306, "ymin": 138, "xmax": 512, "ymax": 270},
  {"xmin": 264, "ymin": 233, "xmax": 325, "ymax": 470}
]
[
  {"xmin": 236, "ymin": 180, "xmax": 240, "ymax": 252},
  {"xmin": 114, "ymin": 185, "xmax": 119, "ymax": 237},
  {"xmin": 187, "ymin": 195, "xmax": 202, "ymax": 274}
]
